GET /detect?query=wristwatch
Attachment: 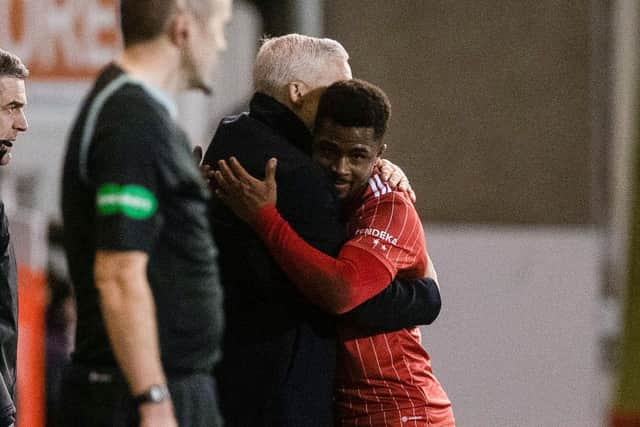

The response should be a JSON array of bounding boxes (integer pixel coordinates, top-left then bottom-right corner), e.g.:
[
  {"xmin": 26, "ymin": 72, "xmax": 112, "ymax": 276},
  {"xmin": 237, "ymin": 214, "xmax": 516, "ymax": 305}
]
[{"xmin": 133, "ymin": 384, "xmax": 169, "ymax": 406}]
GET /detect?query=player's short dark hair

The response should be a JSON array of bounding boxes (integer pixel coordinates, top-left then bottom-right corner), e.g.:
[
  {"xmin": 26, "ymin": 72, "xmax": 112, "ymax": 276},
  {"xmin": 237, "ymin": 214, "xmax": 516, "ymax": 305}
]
[
  {"xmin": 315, "ymin": 79, "xmax": 391, "ymax": 141},
  {"xmin": 120, "ymin": 0, "xmax": 217, "ymax": 48},
  {"xmin": 0, "ymin": 48, "xmax": 29, "ymax": 79}
]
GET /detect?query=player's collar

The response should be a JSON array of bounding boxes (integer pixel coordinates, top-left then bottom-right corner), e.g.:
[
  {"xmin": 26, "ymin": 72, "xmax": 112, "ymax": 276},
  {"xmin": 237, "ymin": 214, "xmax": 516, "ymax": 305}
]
[{"xmin": 366, "ymin": 170, "xmax": 392, "ymax": 200}]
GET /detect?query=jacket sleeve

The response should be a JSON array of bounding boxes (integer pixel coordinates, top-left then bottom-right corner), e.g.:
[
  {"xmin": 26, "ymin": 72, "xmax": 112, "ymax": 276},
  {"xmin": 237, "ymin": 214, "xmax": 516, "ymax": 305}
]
[
  {"xmin": 0, "ymin": 204, "xmax": 16, "ymax": 426},
  {"xmin": 341, "ymin": 277, "xmax": 441, "ymax": 334}
]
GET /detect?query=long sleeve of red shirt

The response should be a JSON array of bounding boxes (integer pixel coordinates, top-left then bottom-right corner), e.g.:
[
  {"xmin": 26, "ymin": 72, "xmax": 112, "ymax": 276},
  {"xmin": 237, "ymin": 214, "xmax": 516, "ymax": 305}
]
[{"xmin": 252, "ymin": 204, "xmax": 393, "ymax": 314}]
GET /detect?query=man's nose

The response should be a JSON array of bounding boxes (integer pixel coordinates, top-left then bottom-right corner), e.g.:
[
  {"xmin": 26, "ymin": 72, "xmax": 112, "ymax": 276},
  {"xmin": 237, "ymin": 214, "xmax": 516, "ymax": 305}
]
[{"xmin": 13, "ymin": 110, "xmax": 27, "ymax": 132}]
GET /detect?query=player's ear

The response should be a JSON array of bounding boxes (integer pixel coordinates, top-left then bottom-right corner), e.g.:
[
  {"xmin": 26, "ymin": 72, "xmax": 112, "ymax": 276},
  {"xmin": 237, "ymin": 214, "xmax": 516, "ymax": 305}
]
[{"xmin": 377, "ymin": 142, "xmax": 387, "ymax": 157}]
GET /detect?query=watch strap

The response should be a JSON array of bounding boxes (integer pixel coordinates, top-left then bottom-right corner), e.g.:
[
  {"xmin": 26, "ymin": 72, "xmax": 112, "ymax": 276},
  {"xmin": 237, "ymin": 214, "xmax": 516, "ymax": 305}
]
[{"xmin": 132, "ymin": 384, "xmax": 169, "ymax": 406}]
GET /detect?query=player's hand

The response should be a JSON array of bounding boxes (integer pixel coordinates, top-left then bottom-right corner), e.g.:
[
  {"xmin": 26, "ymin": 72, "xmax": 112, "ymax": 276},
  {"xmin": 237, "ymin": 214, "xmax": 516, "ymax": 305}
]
[
  {"xmin": 192, "ymin": 145, "xmax": 216, "ymax": 188},
  {"xmin": 377, "ymin": 158, "xmax": 416, "ymax": 203},
  {"xmin": 214, "ymin": 156, "xmax": 278, "ymax": 225},
  {"xmin": 139, "ymin": 399, "xmax": 178, "ymax": 427}
]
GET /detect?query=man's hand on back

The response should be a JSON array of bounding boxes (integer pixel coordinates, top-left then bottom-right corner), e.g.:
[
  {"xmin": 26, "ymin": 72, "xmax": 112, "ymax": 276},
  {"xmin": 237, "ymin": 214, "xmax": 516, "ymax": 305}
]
[{"xmin": 377, "ymin": 158, "xmax": 416, "ymax": 203}]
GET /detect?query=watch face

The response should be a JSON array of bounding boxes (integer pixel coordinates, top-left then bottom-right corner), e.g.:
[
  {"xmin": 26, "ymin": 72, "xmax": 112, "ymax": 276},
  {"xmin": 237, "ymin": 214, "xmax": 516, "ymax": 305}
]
[
  {"xmin": 134, "ymin": 384, "xmax": 168, "ymax": 406},
  {"xmin": 149, "ymin": 385, "xmax": 166, "ymax": 402}
]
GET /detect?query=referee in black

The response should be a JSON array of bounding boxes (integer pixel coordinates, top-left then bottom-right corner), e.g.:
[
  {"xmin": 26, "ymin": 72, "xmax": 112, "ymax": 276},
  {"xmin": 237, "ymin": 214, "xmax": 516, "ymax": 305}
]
[{"xmin": 60, "ymin": 1, "xmax": 231, "ymax": 426}]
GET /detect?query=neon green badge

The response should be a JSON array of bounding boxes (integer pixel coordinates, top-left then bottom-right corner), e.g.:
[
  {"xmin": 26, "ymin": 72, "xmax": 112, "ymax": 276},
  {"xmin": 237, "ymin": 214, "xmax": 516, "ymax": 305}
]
[{"xmin": 97, "ymin": 184, "xmax": 158, "ymax": 220}]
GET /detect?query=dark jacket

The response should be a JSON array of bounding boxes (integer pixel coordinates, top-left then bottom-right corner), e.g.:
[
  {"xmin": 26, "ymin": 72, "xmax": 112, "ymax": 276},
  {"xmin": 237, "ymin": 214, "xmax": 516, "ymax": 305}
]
[
  {"xmin": 204, "ymin": 93, "xmax": 440, "ymax": 427},
  {"xmin": 0, "ymin": 202, "xmax": 17, "ymax": 427}
]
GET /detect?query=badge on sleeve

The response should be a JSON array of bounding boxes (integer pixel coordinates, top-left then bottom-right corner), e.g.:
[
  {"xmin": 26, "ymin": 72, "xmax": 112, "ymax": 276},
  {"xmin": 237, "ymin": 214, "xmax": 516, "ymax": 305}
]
[{"xmin": 97, "ymin": 183, "xmax": 158, "ymax": 220}]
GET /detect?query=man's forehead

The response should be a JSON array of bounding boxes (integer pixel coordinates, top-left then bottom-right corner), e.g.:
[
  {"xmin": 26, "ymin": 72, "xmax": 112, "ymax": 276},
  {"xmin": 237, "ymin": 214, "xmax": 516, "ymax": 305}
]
[
  {"xmin": 0, "ymin": 76, "xmax": 26, "ymax": 94},
  {"xmin": 0, "ymin": 76, "xmax": 27, "ymax": 103}
]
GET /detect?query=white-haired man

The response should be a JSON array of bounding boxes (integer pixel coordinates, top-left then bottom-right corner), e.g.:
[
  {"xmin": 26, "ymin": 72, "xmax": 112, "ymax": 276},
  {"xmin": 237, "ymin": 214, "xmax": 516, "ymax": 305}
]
[
  {"xmin": 203, "ymin": 33, "xmax": 440, "ymax": 427},
  {"xmin": 0, "ymin": 47, "xmax": 29, "ymax": 427},
  {"xmin": 60, "ymin": 1, "xmax": 231, "ymax": 426}
]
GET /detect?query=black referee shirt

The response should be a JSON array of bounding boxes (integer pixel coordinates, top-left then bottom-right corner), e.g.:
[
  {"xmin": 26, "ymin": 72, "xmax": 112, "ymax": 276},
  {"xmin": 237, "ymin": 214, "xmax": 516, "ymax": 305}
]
[{"xmin": 62, "ymin": 64, "xmax": 223, "ymax": 375}]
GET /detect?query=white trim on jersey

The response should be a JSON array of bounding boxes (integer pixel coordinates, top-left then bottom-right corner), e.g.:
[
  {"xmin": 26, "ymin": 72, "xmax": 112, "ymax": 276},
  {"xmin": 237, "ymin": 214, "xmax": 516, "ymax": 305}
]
[{"xmin": 369, "ymin": 174, "xmax": 392, "ymax": 198}]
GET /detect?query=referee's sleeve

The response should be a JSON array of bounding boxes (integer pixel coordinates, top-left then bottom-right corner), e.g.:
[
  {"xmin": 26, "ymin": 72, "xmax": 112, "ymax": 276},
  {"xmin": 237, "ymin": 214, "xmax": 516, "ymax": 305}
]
[{"xmin": 91, "ymin": 98, "xmax": 163, "ymax": 253}]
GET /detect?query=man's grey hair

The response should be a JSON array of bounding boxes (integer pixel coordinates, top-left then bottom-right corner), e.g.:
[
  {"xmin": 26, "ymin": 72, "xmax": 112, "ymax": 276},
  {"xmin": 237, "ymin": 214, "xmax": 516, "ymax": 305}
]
[
  {"xmin": 0, "ymin": 48, "xmax": 29, "ymax": 79},
  {"xmin": 254, "ymin": 34, "xmax": 349, "ymax": 97}
]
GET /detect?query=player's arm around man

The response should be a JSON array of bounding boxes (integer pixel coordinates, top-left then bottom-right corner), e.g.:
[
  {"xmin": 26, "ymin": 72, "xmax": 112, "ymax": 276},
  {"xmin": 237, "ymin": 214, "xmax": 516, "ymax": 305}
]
[{"xmin": 215, "ymin": 156, "xmax": 441, "ymax": 317}]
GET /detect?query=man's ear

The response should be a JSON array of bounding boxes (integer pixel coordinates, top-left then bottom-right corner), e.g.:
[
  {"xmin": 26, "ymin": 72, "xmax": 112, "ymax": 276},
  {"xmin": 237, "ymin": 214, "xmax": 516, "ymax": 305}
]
[
  {"xmin": 168, "ymin": 10, "xmax": 190, "ymax": 47},
  {"xmin": 287, "ymin": 82, "xmax": 306, "ymax": 107}
]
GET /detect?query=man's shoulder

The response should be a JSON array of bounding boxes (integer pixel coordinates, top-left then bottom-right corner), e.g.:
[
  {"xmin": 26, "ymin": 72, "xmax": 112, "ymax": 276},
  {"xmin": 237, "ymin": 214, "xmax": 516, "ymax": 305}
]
[
  {"xmin": 76, "ymin": 83, "xmax": 176, "ymax": 171},
  {"xmin": 84, "ymin": 65, "xmax": 169, "ymax": 124},
  {"xmin": 212, "ymin": 112, "xmax": 262, "ymax": 143},
  {"xmin": 81, "ymin": 65, "xmax": 155, "ymax": 113},
  {"xmin": 206, "ymin": 113, "xmax": 314, "ymax": 169},
  {"xmin": 213, "ymin": 112, "xmax": 293, "ymax": 147},
  {"xmin": 105, "ymin": 85, "xmax": 164, "ymax": 119},
  {"xmin": 93, "ymin": 85, "xmax": 173, "ymax": 146},
  {"xmin": 66, "ymin": 76, "xmax": 170, "ymax": 166}
]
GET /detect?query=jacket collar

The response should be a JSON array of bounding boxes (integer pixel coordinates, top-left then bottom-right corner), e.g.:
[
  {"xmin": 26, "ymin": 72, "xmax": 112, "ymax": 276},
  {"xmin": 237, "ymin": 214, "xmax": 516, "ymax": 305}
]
[{"xmin": 249, "ymin": 92, "xmax": 313, "ymax": 155}]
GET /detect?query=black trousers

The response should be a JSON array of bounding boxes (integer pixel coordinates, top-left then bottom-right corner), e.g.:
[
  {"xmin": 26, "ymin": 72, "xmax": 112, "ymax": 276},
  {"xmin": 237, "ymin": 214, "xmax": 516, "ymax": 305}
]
[{"xmin": 57, "ymin": 363, "xmax": 223, "ymax": 427}]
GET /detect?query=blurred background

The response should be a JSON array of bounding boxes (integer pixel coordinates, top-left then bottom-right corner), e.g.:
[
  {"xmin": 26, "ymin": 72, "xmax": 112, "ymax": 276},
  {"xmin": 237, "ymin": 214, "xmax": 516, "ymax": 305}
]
[{"xmin": 1, "ymin": 0, "xmax": 639, "ymax": 426}]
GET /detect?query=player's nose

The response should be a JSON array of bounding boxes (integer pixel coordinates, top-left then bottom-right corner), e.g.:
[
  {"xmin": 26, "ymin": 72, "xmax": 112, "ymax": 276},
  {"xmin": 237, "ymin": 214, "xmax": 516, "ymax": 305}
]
[{"xmin": 333, "ymin": 156, "xmax": 349, "ymax": 175}]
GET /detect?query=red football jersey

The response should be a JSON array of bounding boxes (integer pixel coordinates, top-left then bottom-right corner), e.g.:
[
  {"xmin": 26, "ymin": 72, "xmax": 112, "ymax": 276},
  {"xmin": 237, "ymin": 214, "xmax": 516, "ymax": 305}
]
[{"xmin": 335, "ymin": 173, "xmax": 454, "ymax": 427}]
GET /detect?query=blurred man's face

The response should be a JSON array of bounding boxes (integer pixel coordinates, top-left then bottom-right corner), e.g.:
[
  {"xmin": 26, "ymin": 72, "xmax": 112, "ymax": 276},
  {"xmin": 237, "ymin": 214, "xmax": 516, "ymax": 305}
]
[
  {"xmin": 0, "ymin": 76, "xmax": 28, "ymax": 166},
  {"xmin": 183, "ymin": 0, "xmax": 232, "ymax": 94},
  {"xmin": 313, "ymin": 118, "xmax": 384, "ymax": 201}
]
